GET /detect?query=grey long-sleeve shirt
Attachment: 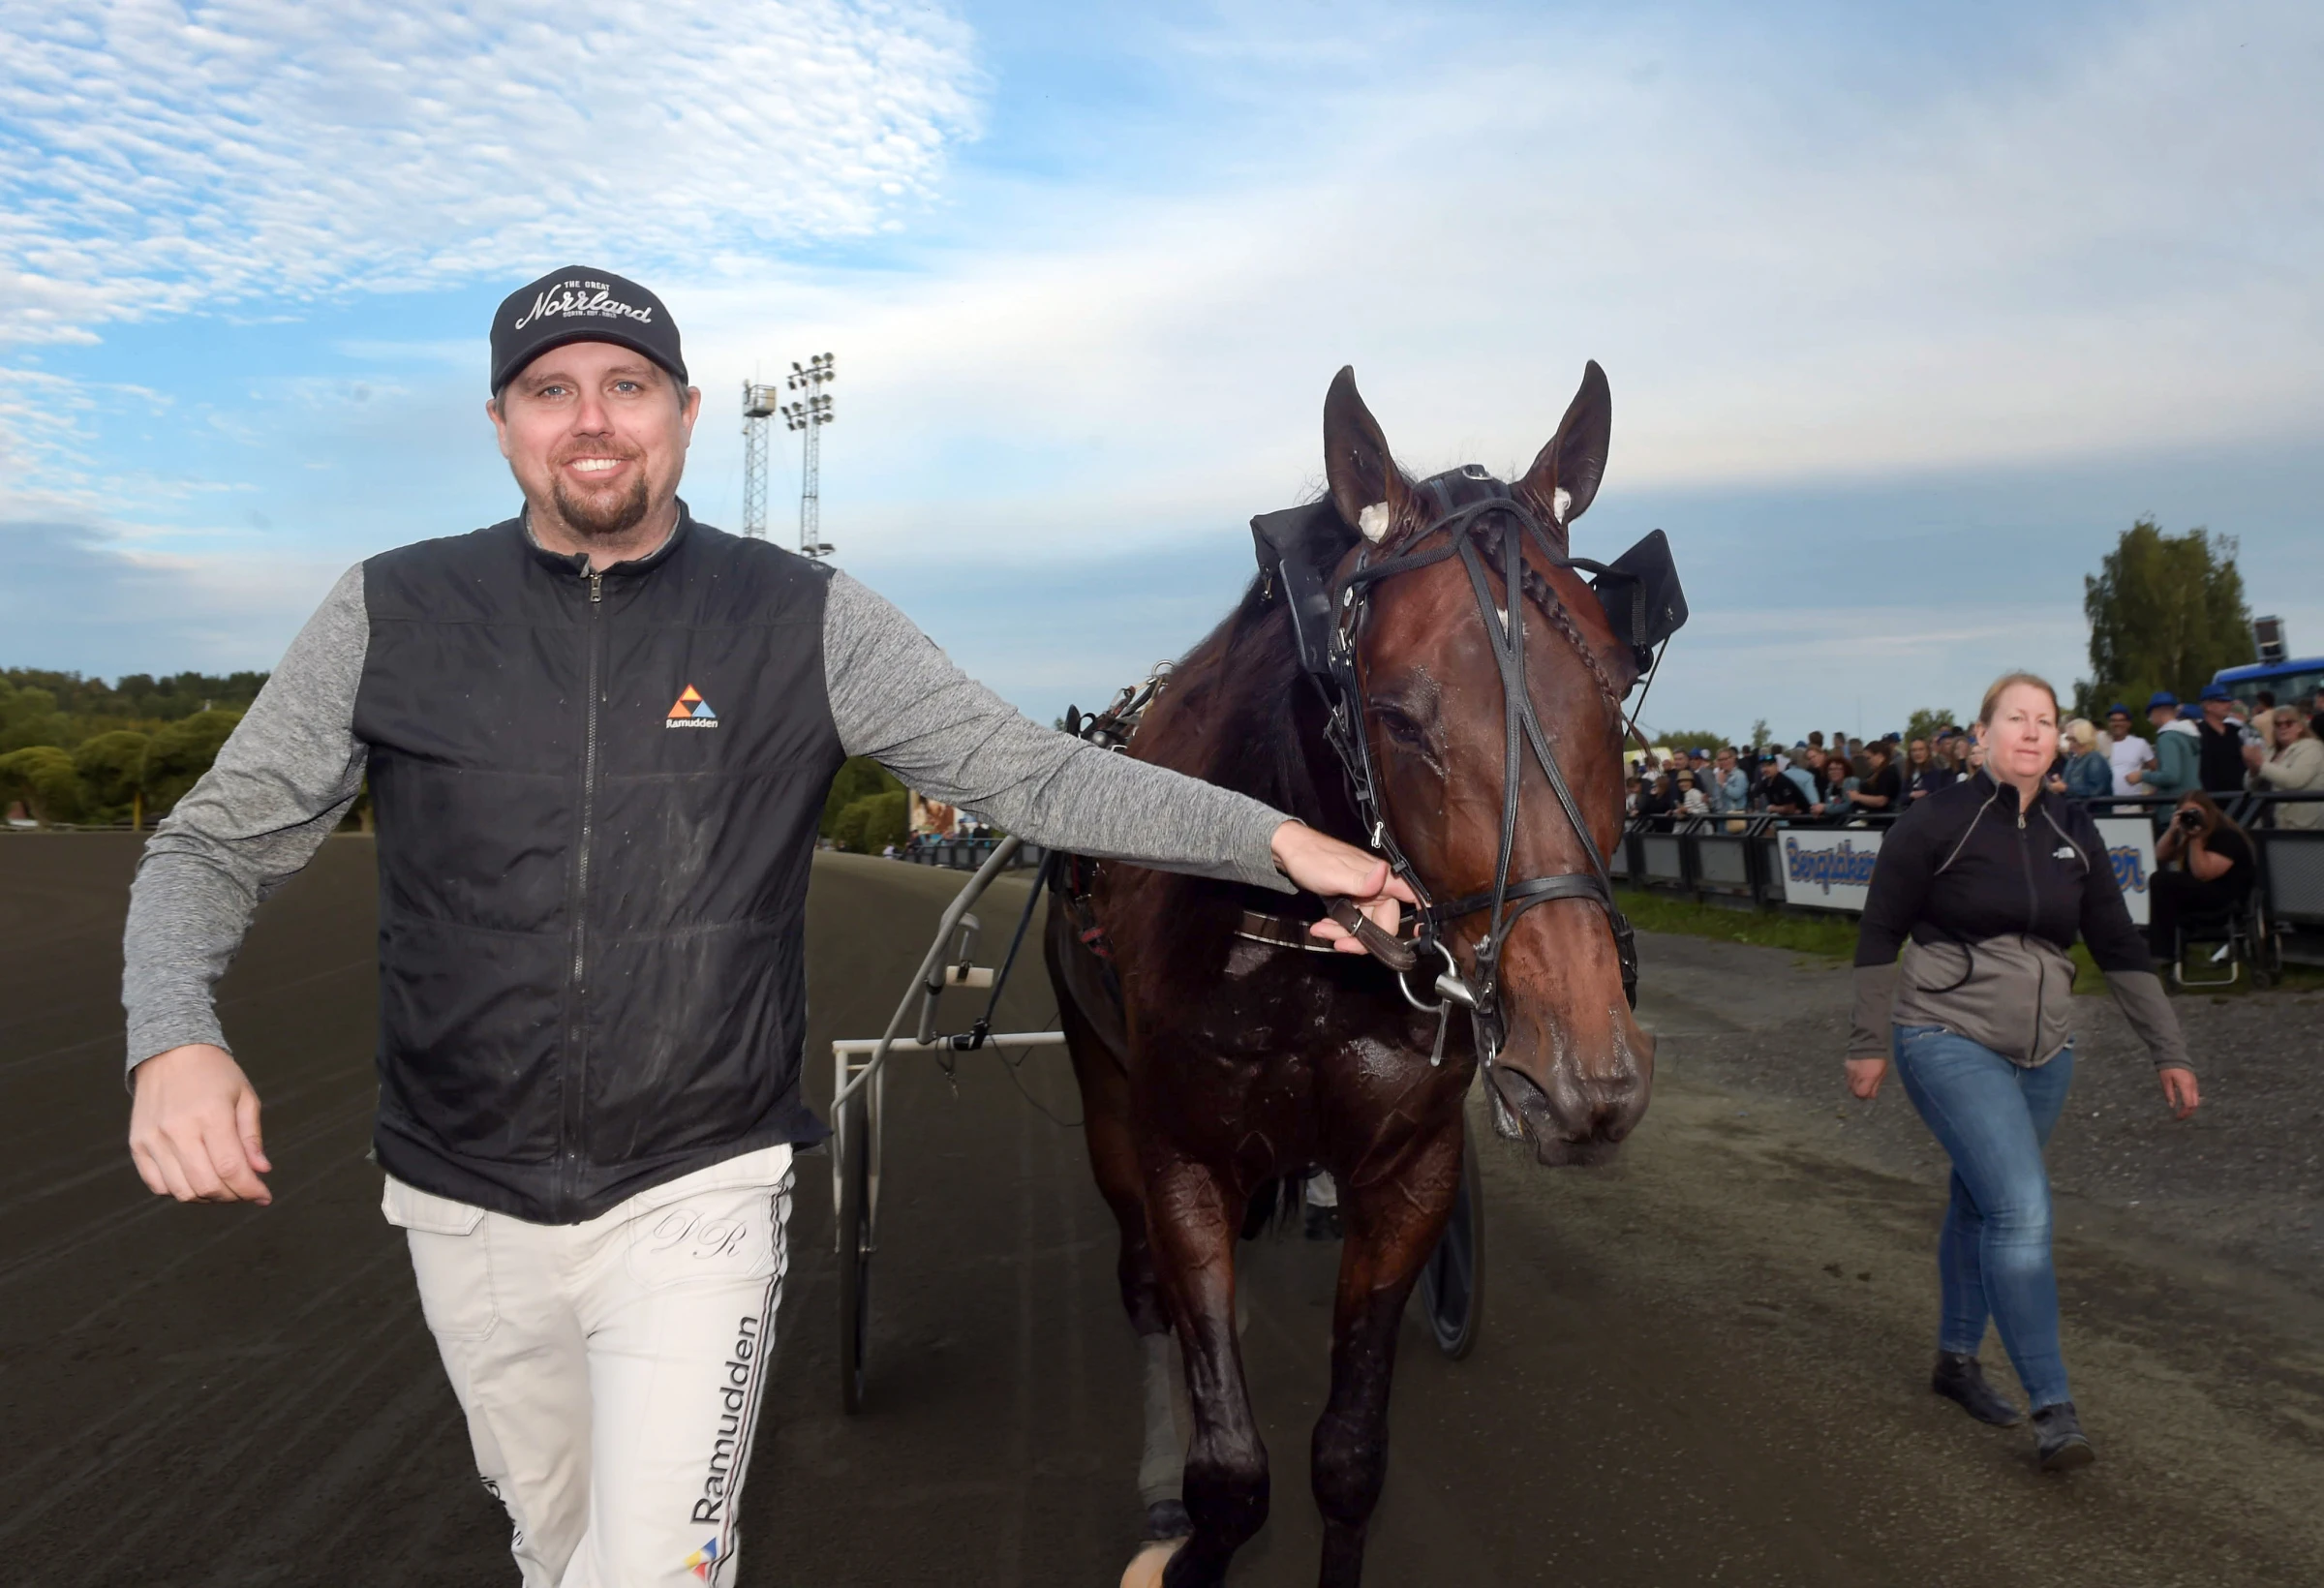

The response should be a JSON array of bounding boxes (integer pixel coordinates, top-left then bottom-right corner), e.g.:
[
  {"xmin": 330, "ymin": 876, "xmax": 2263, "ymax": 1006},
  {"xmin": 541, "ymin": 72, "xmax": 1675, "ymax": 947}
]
[{"xmin": 123, "ymin": 561, "xmax": 1292, "ymax": 1073}]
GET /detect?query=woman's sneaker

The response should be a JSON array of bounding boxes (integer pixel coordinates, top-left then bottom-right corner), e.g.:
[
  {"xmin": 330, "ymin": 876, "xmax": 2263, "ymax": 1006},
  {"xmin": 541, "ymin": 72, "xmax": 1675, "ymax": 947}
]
[
  {"xmin": 1931, "ymin": 1352, "xmax": 2022, "ymax": 1426},
  {"xmin": 2033, "ymin": 1402, "xmax": 2095, "ymax": 1470}
]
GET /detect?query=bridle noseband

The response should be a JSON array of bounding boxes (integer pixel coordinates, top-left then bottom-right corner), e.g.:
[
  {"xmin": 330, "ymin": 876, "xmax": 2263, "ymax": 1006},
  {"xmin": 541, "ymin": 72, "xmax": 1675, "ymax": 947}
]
[{"xmin": 1314, "ymin": 479, "xmax": 1666, "ymax": 1071}]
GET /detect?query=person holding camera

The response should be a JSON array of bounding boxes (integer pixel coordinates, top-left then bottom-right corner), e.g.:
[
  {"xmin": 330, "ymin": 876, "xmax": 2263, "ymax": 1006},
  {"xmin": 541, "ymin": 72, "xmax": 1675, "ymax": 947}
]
[
  {"xmin": 1846, "ymin": 673, "xmax": 2198, "ymax": 1472},
  {"xmin": 2148, "ymin": 791, "xmax": 2258, "ymax": 959}
]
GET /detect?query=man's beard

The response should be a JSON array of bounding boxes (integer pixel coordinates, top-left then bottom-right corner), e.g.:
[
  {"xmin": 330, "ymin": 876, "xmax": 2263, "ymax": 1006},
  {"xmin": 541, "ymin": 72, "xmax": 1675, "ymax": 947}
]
[{"xmin": 550, "ymin": 464, "xmax": 654, "ymax": 539}]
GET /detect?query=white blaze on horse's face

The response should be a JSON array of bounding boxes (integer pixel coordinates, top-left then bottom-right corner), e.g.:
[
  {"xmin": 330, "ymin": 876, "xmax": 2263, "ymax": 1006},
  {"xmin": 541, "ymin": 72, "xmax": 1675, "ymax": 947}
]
[
  {"xmin": 1551, "ymin": 487, "xmax": 1572, "ymax": 525},
  {"xmin": 1359, "ymin": 502, "xmax": 1392, "ymax": 543}
]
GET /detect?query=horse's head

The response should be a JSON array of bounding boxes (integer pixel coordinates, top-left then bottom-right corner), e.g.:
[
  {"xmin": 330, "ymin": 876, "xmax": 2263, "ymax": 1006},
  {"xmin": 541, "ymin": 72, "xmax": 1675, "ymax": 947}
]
[{"xmin": 1320, "ymin": 364, "xmax": 1652, "ymax": 1167}]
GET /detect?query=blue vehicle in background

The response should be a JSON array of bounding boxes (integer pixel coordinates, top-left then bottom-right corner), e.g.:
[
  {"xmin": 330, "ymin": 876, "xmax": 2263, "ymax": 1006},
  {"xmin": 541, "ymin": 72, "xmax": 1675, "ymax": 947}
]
[
  {"xmin": 2212, "ymin": 615, "xmax": 2321, "ymax": 710},
  {"xmin": 2212, "ymin": 655, "xmax": 2324, "ymax": 711}
]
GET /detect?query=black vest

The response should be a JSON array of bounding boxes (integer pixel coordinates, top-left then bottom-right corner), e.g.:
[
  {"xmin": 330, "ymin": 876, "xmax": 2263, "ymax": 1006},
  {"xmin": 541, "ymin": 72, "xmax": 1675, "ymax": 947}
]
[
  {"xmin": 354, "ymin": 510, "xmax": 844, "ymax": 1222},
  {"xmin": 2195, "ymin": 718, "xmax": 2245, "ymax": 793}
]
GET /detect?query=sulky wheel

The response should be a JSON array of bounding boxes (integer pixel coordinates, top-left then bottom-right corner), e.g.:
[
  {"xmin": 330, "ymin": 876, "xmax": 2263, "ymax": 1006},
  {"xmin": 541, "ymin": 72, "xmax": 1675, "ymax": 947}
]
[
  {"xmin": 837, "ymin": 1084, "xmax": 875, "ymax": 1414},
  {"xmin": 1417, "ymin": 1124, "xmax": 1484, "ymax": 1359}
]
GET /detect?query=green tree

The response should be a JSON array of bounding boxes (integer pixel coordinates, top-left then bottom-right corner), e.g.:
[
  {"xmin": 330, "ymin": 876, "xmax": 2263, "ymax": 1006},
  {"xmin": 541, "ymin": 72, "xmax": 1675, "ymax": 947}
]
[
  {"xmin": 139, "ymin": 709, "xmax": 243, "ymax": 818},
  {"xmin": 0, "ymin": 746, "xmax": 86, "ymax": 824},
  {"xmin": 832, "ymin": 788, "xmax": 910, "ymax": 852},
  {"xmin": 2077, "ymin": 519, "xmax": 2251, "ymax": 719},
  {"xmin": 0, "ymin": 682, "xmax": 70, "ymax": 752},
  {"xmin": 1902, "ymin": 708, "xmax": 1958, "ymax": 747},
  {"xmin": 1748, "ymin": 718, "xmax": 1772, "ymax": 752},
  {"xmin": 1654, "ymin": 728, "xmax": 1730, "ymax": 754},
  {"xmin": 74, "ymin": 730, "xmax": 151, "ymax": 823},
  {"xmin": 821, "ymin": 754, "xmax": 902, "ymax": 839}
]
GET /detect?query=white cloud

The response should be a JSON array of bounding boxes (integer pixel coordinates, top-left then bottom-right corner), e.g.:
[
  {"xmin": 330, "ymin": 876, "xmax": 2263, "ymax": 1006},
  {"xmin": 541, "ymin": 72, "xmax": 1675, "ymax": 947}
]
[
  {"xmin": 674, "ymin": 0, "xmax": 2324, "ymax": 568},
  {"xmin": 7, "ymin": 0, "xmax": 2319, "ymax": 732},
  {"xmin": 0, "ymin": 0, "xmax": 982, "ymax": 344}
]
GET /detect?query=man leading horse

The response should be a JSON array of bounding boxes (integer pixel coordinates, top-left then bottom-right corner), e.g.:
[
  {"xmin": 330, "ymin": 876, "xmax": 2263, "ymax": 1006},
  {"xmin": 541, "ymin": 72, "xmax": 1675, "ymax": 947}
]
[{"xmin": 116, "ymin": 265, "xmax": 1405, "ymax": 1588}]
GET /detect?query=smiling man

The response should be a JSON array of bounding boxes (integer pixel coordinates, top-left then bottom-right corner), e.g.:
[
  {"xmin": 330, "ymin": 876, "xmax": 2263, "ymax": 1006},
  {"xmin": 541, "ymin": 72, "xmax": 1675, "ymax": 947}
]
[{"xmin": 118, "ymin": 266, "xmax": 1407, "ymax": 1587}]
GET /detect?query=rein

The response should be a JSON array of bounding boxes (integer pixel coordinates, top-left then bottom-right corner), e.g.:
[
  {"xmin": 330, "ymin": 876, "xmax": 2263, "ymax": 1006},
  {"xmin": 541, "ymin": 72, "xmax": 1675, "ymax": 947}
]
[{"xmin": 1317, "ymin": 490, "xmax": 1645, "ymax": 1075}]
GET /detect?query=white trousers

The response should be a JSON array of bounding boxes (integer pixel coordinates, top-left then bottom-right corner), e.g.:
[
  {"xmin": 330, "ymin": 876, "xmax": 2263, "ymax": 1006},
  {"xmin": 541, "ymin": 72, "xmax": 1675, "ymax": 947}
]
[{"xmin": 383, "ymin": 1145, "xmax": 793, "ymax": 1588}]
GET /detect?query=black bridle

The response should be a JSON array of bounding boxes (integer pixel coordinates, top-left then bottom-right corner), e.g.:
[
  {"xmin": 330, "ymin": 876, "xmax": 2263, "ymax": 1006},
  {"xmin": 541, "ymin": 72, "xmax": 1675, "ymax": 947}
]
[{"xmin": 1306, "ymin": 478, "xmax": 1672, "ymax": 1067}]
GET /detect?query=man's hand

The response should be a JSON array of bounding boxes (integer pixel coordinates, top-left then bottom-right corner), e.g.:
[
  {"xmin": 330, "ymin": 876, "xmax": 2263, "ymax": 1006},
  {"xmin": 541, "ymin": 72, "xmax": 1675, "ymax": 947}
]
[
  {"xmin": 1269, "ymin": 822, "xmax": 1419, "ymax": 954},
  {"xmin": 129, "ymin": 1044, "xmax": 272, "ymax": 1206},
  {"xmin": 2160, "ymin": 1066, "xmax": 2200, "ymax": 1120},
  {"xmin": 1845, "ymin": 1056, "xmax": 1886, "ymax": 1099}
]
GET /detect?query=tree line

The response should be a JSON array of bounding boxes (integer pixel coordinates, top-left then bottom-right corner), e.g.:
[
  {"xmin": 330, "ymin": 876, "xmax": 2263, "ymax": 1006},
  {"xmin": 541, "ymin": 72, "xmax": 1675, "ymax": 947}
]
[
  {"xmin": 0, "ymin": 670, "xmax": 266, "ymax": 827},
  {"xmin": 1, "ymin": 661, "xmax": 919, "ymax": 847}
]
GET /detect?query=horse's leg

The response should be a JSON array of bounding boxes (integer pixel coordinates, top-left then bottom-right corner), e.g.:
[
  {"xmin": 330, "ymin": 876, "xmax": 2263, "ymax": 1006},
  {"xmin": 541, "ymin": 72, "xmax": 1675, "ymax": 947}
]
[
  {"xmin": 1055, "ymin": 994, "xmax": 1191, "ymax": 1561},
  {"xmin": 1147, "ymin": 1156, "xmax": 1266, "ymax": 1588},
  {"xmin": 1310, "ymin": 1118, "xmax": 1464, "ymax": 1588}
]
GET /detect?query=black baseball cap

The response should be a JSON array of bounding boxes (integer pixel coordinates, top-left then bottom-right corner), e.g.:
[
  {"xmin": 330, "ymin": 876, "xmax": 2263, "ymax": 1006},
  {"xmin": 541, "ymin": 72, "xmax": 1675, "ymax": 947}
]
[{"xmin": 490, "ymin": 266, "xmax": 688, "ymax": 395}]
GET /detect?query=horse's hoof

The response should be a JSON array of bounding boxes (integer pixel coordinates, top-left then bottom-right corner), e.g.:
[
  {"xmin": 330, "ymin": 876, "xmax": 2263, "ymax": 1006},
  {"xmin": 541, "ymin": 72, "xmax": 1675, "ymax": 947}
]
[{"xmin": 1119, "ymin": 1537, "xmax": 1185, "ymax": 1588}]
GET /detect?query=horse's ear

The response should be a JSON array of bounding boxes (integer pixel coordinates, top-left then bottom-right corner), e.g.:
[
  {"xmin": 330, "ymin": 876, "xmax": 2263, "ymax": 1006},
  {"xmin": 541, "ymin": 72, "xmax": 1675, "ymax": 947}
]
[
  {"xmin": 1323, "ymin": 366, "xmax": 1409, "ymax": 542},
  {"xmin": 1519, "ymin": 360, "xmax": 1612, "ymax": 539}
]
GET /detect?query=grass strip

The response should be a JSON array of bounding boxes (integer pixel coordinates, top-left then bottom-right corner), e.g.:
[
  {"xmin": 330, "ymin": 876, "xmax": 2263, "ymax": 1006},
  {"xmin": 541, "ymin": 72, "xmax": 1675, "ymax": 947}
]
[{"xmin": 1613, "ymin": 889, "xmax": 1859, "ymax": 960}]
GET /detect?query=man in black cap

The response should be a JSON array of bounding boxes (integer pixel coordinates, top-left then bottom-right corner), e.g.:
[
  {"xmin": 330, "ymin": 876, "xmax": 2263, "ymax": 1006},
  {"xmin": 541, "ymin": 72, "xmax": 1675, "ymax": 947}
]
[
  {"xmin": 2193, "ymin": 683, "xmax": 2248, "ymax": 794},
  {"xmin": 118, "ymin": 266, "xmax": 1409, "ymax": 1586}
]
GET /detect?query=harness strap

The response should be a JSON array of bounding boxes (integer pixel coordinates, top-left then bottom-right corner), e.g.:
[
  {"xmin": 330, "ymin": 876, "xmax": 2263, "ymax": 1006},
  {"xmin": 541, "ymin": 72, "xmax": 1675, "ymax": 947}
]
[
  {"xmin": 1330, "ymin": 492, "xmax": 1642, "ymax": 1018},
  {"xmin": 1233, "ymin": 910, "xmax": 1342, "ymax": 955},
  {"xmin": 1325, "ymin": 896, "xmax": 1420, "ymax": 970},
  {"xmin": 1429, "ymin": 870, "xmax": 1610, "ymax": 928}
]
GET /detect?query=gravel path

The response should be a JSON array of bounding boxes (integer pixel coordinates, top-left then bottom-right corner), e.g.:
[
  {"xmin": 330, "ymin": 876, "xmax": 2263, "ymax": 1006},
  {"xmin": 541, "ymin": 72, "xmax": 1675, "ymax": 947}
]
[{"xmin": 1634, "ymin": 931, "xmax": 2324, "ymax": 1289}]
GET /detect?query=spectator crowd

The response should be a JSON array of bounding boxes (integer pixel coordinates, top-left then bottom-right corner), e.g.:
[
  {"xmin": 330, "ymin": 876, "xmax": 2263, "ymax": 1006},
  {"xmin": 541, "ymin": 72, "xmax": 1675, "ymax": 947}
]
[{"xmin": 1626, "ymin": 682, "xmax": 2324, "ymax": 834}]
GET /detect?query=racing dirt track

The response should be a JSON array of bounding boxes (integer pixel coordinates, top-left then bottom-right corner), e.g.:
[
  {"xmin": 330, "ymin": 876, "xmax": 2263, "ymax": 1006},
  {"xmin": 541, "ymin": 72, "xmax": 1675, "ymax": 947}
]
[{"xmin": 3, "ymin": 833, "xmax": 2321, "ymax": 1586}]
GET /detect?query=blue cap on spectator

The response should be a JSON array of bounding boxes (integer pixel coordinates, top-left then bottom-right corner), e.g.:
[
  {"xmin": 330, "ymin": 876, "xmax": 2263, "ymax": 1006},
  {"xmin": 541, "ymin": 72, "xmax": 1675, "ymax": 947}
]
[
  {"xmin": 2147, "ymin": 690, "xmax": 2178, "ymax": 710},
  {"xmin": 2107, "ymin": 702, "xmax": 2130, "ymax": 717},
  {"xmin": 2178, "ymin": 703, "xmax": 2200, "ymax": 719},
  {"xmin": 2199, "ymin": 683, "xmax": 2231, "ymax": 702}
]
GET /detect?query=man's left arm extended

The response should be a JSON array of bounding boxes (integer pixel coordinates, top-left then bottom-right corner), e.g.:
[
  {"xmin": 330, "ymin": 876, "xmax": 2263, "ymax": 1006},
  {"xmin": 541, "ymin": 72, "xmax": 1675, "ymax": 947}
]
[{"xmin": 822, "ymin": 571, "xmax": 1332, "ymax": 899}]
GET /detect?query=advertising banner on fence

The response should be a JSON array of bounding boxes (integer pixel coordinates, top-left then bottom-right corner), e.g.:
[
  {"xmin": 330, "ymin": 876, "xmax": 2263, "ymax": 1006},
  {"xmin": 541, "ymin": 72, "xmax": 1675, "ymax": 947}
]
[
  {"xmin": 1779, "ymin": 829, "xmax": 1883, "ymax": 912},
  {"xmin": 1775, "ymin": 819, "xmax": 2156, "ymax": 921},
  {"xmin": 2094, "ymin": 817, "xmax": 2156, "ymax": 927}
]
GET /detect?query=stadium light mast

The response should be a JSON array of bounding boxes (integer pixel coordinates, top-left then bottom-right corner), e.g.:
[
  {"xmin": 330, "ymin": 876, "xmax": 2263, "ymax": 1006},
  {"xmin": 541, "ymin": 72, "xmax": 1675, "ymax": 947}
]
[
  {"xmin": 780, "ymin": 352, "xmax": 836, "ymax": 560},
  {"xmin": 739, "ymin": 377, "xmax": 782, "ymax": 537}
]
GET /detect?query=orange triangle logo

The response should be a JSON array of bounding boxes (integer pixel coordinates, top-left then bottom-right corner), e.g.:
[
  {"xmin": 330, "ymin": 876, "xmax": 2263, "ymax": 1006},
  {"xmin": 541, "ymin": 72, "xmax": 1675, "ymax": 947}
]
[{"xmin": 667, "ymin": 685, "xmax": 702, "ymax": 719}]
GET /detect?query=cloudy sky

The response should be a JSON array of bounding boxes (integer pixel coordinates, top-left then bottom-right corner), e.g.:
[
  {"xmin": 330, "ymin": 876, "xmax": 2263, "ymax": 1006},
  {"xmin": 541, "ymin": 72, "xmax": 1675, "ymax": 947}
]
[{"xmin": 3, "ymin": 0, "xmax": 2318, "ymax": 740}]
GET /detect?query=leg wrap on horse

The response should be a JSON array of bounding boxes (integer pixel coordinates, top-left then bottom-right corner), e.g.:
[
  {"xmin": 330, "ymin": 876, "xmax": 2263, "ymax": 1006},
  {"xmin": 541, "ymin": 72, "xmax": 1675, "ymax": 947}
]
[{"xmin": 1137, "ymin": 1331, "xmax": 1191, "ymax": 1516}]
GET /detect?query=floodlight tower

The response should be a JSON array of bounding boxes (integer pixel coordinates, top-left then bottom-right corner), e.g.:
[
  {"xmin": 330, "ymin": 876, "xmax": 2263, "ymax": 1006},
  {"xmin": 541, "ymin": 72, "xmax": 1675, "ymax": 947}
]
[
  {"xmin": 739, "ymin": 378, "xmax": 782, "ymax": 537},
  {"xmin": 780, "ymin": 351, "xmax": 836, "ymax": 560}
]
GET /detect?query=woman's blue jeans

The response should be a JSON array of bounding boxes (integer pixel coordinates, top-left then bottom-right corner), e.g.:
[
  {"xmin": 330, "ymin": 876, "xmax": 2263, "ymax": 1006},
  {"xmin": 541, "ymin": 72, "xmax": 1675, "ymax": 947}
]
[{"xmin": 1891, "ymin": 1024, "xmax": 2075, "ymax": 1409}]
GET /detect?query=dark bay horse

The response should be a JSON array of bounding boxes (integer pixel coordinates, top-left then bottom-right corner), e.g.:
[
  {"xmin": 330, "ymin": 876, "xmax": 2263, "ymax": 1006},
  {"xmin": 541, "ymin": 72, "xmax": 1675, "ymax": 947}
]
[{"xmin": 1045, "ymin": 364, "xmax": 1669, "ymax": 1587}]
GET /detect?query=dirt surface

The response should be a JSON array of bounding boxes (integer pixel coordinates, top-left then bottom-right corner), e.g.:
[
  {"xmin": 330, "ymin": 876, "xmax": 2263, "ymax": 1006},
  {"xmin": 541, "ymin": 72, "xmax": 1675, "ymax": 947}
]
[
  {"xmin": 2, "ymin": 833, "xmax": 2320, "ymax": 1586},
  {"xmin": 1646, "ymin": 933, "xmax": 2324, "ymax": 1284}
]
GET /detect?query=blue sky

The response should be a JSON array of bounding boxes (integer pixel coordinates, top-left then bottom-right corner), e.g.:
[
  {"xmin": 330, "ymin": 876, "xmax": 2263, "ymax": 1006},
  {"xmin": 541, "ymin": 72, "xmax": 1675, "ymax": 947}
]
[{"xmin": 3, "ymin": 0, "xmax": 2319, "ymax": 741}]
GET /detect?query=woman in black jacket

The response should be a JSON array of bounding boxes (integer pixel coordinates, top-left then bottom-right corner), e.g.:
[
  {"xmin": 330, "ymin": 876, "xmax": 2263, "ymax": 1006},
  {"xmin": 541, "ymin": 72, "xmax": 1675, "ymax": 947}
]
[{"xmin": 1846, "ymin": 673, "xmax": 2200, "ymax": 1471}]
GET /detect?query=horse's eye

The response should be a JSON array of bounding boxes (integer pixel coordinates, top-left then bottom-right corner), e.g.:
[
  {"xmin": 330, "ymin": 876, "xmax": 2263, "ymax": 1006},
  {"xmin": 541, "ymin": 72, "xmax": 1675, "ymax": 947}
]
[
  {"xmin": 1374, "ymin": 703, "xmax": 1425, "ymax": 743},
  {"xmin": 1371, "ymin": 704, "xmax": 1445, "ymax": 779}
]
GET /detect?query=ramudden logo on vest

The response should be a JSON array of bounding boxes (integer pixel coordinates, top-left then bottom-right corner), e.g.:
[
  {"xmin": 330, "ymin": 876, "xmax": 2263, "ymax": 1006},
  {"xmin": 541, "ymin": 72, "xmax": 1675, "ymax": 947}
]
[{"xmin": 667, "ymin": 687, "xmax": 719, "ymax": 728}]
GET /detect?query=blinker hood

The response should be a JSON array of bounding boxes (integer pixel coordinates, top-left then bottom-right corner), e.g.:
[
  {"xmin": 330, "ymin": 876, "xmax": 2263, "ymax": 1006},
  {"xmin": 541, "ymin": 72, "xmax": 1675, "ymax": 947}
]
[
  {"xmin": 1249, "ymin": 502, "xmax": 1687, "ymax": 684},
  {"xmin": 1586, "ymin": 528, "xmax": 1688, "ymax": 667}
]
